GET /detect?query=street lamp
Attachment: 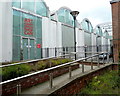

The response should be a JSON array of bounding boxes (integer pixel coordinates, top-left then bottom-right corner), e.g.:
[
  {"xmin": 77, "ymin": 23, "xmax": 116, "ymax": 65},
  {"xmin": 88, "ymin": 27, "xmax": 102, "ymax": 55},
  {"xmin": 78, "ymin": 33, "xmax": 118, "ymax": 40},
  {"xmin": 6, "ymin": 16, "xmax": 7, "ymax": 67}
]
[{"xmin": 70, "ymin": 11, "xmax": 79, "ymax": 60}]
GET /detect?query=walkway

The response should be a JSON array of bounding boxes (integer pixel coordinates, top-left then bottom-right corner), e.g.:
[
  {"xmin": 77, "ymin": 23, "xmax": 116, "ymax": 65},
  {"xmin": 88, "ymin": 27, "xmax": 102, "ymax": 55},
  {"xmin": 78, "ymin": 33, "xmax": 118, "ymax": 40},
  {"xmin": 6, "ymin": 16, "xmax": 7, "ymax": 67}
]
[{"xmin": 21, "ymin": 64, "xmax": 101, "ymax": 95}]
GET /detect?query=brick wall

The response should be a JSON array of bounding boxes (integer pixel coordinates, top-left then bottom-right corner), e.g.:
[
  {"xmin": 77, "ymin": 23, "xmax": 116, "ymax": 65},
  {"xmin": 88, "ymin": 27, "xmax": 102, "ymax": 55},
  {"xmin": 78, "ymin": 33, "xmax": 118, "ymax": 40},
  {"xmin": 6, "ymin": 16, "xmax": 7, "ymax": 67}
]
[
  {"xmin": 50, "ymin": 64, "xmax": 118, "ymax": 96},
  {"xmin": 111, "ymin": 1, "xmax": 120, "ymax": 62},
  {"xmin": 1, "ymin": 65, "xmax": 79, "ymax": 96}
]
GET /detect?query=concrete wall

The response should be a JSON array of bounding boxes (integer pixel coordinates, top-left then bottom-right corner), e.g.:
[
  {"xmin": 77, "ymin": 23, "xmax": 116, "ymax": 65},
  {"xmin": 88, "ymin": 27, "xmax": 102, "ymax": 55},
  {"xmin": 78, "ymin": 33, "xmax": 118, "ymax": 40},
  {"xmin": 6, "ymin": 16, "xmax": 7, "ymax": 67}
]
[{"xmin": 0, "ymin": 2, "xmax": 13, "ymax": 63}]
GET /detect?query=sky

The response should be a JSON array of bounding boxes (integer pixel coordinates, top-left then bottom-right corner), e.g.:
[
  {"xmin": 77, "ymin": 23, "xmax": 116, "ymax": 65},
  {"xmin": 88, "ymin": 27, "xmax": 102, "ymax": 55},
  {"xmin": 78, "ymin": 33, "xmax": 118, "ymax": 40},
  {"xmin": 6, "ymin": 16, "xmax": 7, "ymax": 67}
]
[{"xmin": 44, "ymin": 0, "xmax": 112, "ymax": 27}]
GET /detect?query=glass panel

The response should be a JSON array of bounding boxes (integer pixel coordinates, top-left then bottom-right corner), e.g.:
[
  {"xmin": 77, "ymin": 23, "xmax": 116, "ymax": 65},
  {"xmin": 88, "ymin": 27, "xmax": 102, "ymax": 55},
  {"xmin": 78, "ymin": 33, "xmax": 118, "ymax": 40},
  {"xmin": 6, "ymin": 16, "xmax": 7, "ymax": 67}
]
[
  {"xmin": 30, "ymin": 39, "xmax": 35, "ymax": 59},
  {"xmin": 22, "ymin": 0, "xmax": 34, "ymax": 12},
  {"xmin": 21, "ymin": 13, "xmax": 35, "ymax": 37},
  {"xmin": 13, "ymin": 36, "xmax": 21, "ymax": 61},
  {"xmin": 13, "ymin": 10, "xmax": 21, "ymax": 35},
  {"xmin": 12, "ymin": 0, "xmax": 21, "ymax": 8},
  {"xmin": 58, "ymin": 9, "xmax": 65, "ymax": 23},
  {"xmin": 36, "ymin": 38, "xmax": 42, "ymax": 59},
  {"xmin": 84, "ymin": 32, "xmax": 91, "ymax": 46},
  {"xmin": 36, "ymin": 0, "xmax": 48, "ymax": 17},
  {"xmin": 57, "ymin": 8, "xmax": 74, "ymax": 26},
  {"xmin": 89, "ymin": 23, "xmax": 93, "ymax": 33},
  {"xmin": 22, "ymin": 38, "xmax": 28, "ymax": 60},
  {"xmin": 62, "ymin": 25, "xmax": 74, "ymax": 47},
  {"xmin": 36, "ymin": 17, "xmax": 42, "ymax": 38}
]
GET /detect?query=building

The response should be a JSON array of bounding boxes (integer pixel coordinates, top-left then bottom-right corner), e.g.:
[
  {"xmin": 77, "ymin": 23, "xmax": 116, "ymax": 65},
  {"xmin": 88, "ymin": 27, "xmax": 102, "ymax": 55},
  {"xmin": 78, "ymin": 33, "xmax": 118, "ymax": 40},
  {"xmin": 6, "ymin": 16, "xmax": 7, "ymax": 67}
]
[
  {"xmin": 0, "ymin": 0, "xmax": 112, "ymax": 63},
  {"xmin": 110, "ymin": 0, "xmax": 120, "ymax": 62}
]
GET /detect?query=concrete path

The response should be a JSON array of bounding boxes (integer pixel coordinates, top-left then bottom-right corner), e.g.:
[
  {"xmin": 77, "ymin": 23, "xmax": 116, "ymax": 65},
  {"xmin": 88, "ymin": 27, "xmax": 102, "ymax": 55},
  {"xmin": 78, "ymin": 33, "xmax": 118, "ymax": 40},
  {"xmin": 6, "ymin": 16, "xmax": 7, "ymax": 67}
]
[{"xmin": 21, "ymin": 64, "xmax": 100, "ymax": 95}]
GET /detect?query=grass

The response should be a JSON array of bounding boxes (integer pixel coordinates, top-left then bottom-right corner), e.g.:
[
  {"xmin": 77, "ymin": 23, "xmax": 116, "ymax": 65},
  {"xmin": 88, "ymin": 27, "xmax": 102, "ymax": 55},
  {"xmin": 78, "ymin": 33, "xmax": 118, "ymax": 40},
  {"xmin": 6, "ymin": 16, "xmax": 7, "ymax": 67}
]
[{"xmin": 79, "ymin": 70, "xmax": 120, "ymax": 95}]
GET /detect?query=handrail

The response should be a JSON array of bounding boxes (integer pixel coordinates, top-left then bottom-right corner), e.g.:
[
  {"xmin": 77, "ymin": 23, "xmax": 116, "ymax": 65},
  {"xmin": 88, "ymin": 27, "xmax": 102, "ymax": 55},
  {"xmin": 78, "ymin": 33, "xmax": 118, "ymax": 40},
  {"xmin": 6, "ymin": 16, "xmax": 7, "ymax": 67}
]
[
  {"xmin": 0, "ymin": 52, "xmax": 106, "ymax": 85},
  {"xmin": 0, "ymin": 54, "xmax": 70, "ymax": 68}
]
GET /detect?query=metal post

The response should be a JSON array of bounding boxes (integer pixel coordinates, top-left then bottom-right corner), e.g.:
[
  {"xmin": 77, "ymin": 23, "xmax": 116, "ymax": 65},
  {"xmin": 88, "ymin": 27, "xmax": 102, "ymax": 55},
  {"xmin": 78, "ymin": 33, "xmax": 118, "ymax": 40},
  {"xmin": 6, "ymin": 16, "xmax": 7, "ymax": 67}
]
[
  {"xmin": 82, "ymin": 61, "xmax": 84, "ymax": 73},
  {"xmin": 91, "ymin": 57, "xmax": 93, "ymax": 70},
  {"xmin": 74, "ymin": 16, "xmax": 77, "ymax": 60},
  {"xmin": 41, "ymin": 48, "xmax": 43, "ymax": 59},
  {"xmin": 103, "ymin": 54, "xmax": 105, "ymax": 66},
  {"xmin": 69, "ymin": 65, "xmax": 72, "ymax": 79},
  {"xmin": 97, "ymin": 55, "xmax": 100, "ymax": 67},
  {"xmin": 69, "ymin": 53, "xmax": 71, "ymax": 59},
  {"xmin": 70, "ymin": 11, "xmax": 79, "ymax": 60},
  {"xmin": 55, "ymin": 47, "xmax": 57, "ymax": 57},
  {"xmin": 47, "ymin": 48, "xmax": 49, "ymax": 57},
  {"xmin": 107, "ymin": 53, "xmax": 109, "ymax": 63},
  {"xmin": 49, "ymin": 73, "xmax": 53, "ymax": 89},
  {"xmin": 17, "ymin": 84, "xmax": 21, "ymax": 95}
]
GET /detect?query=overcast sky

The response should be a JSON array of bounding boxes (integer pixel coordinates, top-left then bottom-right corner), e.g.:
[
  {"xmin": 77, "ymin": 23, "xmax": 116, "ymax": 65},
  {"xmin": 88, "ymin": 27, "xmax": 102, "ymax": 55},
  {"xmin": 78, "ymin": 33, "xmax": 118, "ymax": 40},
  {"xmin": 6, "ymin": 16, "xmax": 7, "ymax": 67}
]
[{"xmin": 44, "ymin": 0, "xmax": 112, "ymax": 27}]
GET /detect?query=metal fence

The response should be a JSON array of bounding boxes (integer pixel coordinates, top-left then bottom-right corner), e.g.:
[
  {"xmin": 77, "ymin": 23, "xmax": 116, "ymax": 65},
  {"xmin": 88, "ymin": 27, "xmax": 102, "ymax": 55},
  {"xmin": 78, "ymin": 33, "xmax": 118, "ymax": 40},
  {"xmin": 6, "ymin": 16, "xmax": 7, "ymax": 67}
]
[
  {"xmin": 41, "ymin": 45, "xmax": 112, "ymax": 59},
  {"xmin": 0, "ymin": 52, "xmax": 112, "ymax": 95}
]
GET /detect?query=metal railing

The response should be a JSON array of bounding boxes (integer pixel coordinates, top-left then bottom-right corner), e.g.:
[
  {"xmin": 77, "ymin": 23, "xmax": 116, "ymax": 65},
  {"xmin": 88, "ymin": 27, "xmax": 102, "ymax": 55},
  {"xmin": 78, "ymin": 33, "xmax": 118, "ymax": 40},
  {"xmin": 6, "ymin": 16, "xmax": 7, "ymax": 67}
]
[
  {"xmin": 0, "ymin": 54, "xmax": 71, "ymax": 68},
  {"xmin": 0, "ymin": 52, "xmax": 111, "ymax": 95}
]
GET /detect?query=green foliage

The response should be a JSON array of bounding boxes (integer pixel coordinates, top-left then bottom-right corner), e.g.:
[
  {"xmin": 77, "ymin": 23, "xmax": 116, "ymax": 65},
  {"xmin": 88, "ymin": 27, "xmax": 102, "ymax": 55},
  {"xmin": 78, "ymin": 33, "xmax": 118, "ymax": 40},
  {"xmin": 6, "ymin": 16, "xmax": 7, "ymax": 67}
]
[
  {"xmin": 1, "ymin": 58, "xmax": 72, "ymax": 81},
  {"xmin": 80, "ymin": 70, "xmax": 120, "ymax": 95},
  {"xmin": 50, "ymin": 58, "xmax": 72, "ymax": 66},
  {"xmin": 2, "ymin": 64, "xmax": 31, "ymax": 81},
  {"xmin": 37, "ymin": 61, "xmax": 47, "ymax": 70}
]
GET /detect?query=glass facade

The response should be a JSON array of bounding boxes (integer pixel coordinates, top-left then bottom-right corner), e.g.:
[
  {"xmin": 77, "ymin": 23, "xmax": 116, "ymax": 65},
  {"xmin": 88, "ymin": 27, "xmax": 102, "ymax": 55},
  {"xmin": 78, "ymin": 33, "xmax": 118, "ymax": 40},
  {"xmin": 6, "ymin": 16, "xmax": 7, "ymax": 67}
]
[
  {"xmin": 96, "ymin": 26, "xmax": 103, "ymax": 36},
  {"xmin": 57, "ymin": 8, "xmax": 74, "ymax": 26},
  {"xmin": 81, "ymin": 19, "xmax": 93, "ymax": 33},
  {"xmin": 103, "ymin": 31, "xmax": 109, "ymax": 39},
  {"xmin": 12, "ymin": 0, "xmax": 49, "ymax": 17},
  {"xmin": 84, "ymin": 32, "xmax": 91, "ymax": 46},
  {"xmin": 12, "ymin": 0, "xmax": 46, "ymax": 61}
]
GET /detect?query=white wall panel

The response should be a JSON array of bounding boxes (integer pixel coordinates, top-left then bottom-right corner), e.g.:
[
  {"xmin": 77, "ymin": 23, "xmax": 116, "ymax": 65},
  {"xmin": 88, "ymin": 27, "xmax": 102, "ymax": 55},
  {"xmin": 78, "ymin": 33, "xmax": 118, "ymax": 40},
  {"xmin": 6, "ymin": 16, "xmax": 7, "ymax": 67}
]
[
  {"xmin": 42, "ymin": 17, "xmax": 50, "ymax": 48},
  {"xmin": 91, "ymin": 33, "xmax": 97, "ymax": 53},
  {"xmin": 0, "ymin": 3, "xmax": 2, "ymax": 63},
  {"xmin": 56, "ymin": 22, "xmax": 62, "ymax": 47},
  {"xmin": 76, "ymin": 28, "xmax": 85, "ymax": 58},
  {"xmin": 49, "ymin": 20, "xmax": 57, "ymax": 48},
  {"xmin": 76, "ymin": 28, "xmax": 84, "ymax": 47},
  {"xmin": 0, "ymin": 2, "xmax": 12, "ymax": 62}
]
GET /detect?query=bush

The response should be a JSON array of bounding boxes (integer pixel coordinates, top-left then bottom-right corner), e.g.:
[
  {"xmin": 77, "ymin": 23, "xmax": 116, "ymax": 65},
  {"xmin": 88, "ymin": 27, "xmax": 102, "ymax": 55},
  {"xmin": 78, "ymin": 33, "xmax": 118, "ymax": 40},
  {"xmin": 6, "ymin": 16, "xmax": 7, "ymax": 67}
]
[
  {"xmin": 37, "ymin": 61, "xmax": 47, "ymax": 70},
  {"xmin": 1, "ymin": 58, "xmax": 72, "ymax": 81},
  {"xmin": 2, "ymin": 64, "xmax": 31, "ymax": 81}
]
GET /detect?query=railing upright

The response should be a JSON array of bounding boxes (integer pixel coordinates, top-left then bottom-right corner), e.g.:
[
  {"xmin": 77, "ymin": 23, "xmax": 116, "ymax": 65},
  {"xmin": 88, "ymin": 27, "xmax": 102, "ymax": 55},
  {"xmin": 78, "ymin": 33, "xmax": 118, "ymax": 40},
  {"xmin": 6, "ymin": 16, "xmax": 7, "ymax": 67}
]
[
  {"xmin": 107, "ymin": 53, "xmax": 109, "ymax": 63},
  {"xmin": 91, "ymin": 57, "xmax": 93, "ymax": 70},
  {"xmin": 49, "ymin": 72, "xmax": 53, "ymax": 89},
  {"xmin": 82, "ymin": 61, "xmax": 84, "ymax": 73},
  {"xmin": 103, "ymin": 54, "xmax": 105, "ymax": 66},
  {"xmin": 17, "ymin": 84, "xmax": 21, "ymax": 95},
  {"xmin": 69, "ymin": 64, "xmax": 72, "ymax": 79},
  {"xmin": 97, "ymin": 55, "xmax": 100, "ymax": 67}
]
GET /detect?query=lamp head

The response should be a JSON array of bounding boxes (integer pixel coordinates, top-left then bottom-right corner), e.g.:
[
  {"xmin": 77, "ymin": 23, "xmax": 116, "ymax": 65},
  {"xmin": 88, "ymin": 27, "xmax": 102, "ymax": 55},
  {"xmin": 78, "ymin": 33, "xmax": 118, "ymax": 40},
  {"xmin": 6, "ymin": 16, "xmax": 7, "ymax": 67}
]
[{"xmin": 70, "ymin": 11, "xmax": 79, "ymax": 17}]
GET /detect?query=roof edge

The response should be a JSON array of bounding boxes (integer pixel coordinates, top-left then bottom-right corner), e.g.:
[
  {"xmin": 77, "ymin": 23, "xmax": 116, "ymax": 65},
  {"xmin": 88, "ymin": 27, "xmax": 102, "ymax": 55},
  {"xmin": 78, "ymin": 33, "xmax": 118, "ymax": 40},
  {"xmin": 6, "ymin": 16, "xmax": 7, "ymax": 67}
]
[{"xmin": 110, "ymin": 0, "xmax": 120, "ymax": 4}]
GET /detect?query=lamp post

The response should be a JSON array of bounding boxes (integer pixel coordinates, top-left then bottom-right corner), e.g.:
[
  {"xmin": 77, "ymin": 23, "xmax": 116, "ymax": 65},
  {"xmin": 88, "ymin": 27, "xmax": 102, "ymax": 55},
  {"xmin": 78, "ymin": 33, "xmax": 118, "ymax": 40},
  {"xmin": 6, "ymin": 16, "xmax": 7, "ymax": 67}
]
[{"xmin": 70, "ymin": 11, "xmax": 79, "ymax": 60}]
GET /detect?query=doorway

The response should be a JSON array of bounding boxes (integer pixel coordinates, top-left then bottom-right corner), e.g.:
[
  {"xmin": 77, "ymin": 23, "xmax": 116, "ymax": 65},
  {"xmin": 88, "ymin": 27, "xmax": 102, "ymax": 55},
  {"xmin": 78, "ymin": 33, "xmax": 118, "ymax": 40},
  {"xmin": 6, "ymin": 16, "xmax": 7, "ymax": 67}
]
[{"xmin": 22, "ymin": 38, "xmax": 35, "ymax": 60}]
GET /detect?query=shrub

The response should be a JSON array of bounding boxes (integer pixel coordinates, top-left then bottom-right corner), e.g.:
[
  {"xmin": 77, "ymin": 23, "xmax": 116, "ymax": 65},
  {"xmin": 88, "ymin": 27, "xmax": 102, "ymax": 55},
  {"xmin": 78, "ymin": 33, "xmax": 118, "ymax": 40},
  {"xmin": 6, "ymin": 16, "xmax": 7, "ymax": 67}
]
[
  {"xmin": 37, "ymin": 61, "xmax": 47, "ymax": 70},
  {"xmin": 2, "ymin": 64, "xmax": 31, "ymax": 81}
]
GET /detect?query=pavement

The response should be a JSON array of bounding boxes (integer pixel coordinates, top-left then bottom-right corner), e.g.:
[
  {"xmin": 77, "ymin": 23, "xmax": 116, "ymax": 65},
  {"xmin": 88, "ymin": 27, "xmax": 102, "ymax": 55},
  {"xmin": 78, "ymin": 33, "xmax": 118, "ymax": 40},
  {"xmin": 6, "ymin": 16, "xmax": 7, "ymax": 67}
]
[{"xmin": 21, "ymin": 64, "xmax": 100, "ymax": 95}]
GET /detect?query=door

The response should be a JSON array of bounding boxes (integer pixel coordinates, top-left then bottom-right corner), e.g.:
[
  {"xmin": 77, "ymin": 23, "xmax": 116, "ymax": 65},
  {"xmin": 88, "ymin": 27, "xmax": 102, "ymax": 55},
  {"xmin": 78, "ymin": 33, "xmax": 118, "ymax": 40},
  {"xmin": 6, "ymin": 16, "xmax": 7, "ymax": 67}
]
[
  {"xmin": 22, "ymin": 38, "xmax": 35, "ymax": 60},
  {"xmin": 30, "ymin": 39, "xmax": 35, "ymax": 60},
  {"xmin": 22, "ymin": 38, "xmax": 29, "ymax": 60}
]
